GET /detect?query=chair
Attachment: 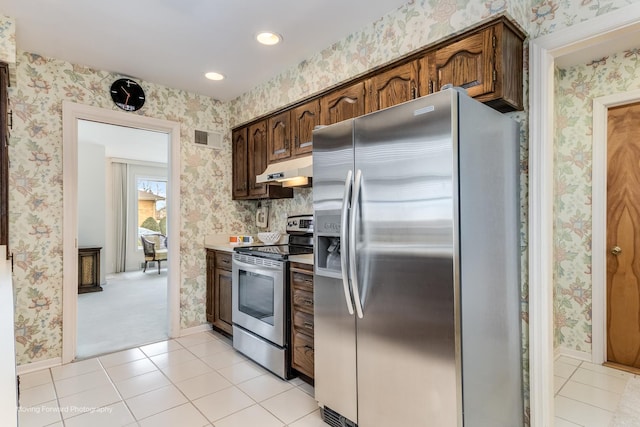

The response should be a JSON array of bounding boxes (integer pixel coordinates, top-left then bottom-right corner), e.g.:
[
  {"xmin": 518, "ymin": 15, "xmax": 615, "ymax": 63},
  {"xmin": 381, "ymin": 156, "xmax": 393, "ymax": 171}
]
[{"xmin": 140, "ymin": 234, "xmax": 168, "ymax": 274}]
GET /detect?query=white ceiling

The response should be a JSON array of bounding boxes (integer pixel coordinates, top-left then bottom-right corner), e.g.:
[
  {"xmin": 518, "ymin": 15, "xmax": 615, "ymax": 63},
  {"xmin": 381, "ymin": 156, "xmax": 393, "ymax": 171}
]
[
  {"xmin": 78, "ymin": 120, "xmax": 168, "ymax": 164},
  {"xmin": 1, "ymin": 0, "xmax": 409, "ymax": 101}
]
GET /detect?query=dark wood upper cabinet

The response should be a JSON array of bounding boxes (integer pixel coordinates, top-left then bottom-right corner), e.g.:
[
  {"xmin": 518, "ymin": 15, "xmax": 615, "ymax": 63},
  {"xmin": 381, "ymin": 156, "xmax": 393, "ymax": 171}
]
[
  {"xmin": 230, "ymin": 16, "xmax": 524, "ymax": 199},
  {"xmin": 233, "ymin": 120, "xmax": 292, "ymax": 200},
  {"xmin": 267, "ymin": 111, "xmax": 291, "ymax": 163},
  {"xmin": 320, "ymin": 81, "xmax": 366, "ymax": 125},
  {"xmin": 365, "ymin": 60, "xmax": 420, "ymax": 113},
  {"xmin": 427, "ymin": 20, "xmax": 523, "ymax": 112},
  {"xmin": 291, "ymin": 99, "xmax": 319, "ymax": 157},
  {"xmin": 248, "ymin": 121, "xmax": 268, "ymax": 198},
  {"xmin": 231, "ymin": 128, "xmax": 248, "ymax": 199},
  {"xmin": 0, "ymin": 62, "xmax": 9, "ymax": 254}
]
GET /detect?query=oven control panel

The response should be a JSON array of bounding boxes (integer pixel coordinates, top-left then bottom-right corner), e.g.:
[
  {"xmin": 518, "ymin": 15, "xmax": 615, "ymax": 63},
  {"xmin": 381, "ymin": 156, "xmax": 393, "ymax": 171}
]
[{"xmin": 286, "ymin": 215, "xmax": 313, "ymax": 233}]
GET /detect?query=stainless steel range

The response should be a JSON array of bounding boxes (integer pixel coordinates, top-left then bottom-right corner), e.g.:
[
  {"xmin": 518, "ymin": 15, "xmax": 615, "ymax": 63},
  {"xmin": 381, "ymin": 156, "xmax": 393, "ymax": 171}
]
[{"xmin": 231, "ymin": 214, "xmax": 313, "ymax": 379}]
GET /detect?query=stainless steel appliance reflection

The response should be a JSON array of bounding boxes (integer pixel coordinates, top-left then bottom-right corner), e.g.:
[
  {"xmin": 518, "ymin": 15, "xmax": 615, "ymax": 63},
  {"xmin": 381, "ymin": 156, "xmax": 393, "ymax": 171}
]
[
  {"xmin": 231, "ymin": 215, "xmax": 313, "ymax": 379},
  {"xmin": 313, "ymin": 89, "xmax": 523, "ymax": 427}
]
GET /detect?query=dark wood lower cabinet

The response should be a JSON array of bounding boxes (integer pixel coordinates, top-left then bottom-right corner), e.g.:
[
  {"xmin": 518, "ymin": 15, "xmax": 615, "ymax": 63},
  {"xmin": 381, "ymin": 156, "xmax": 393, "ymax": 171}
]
[
  {"xmin": 78, "ymin": 247, "xmax": 103, "ymax": 294},
  {"xmin": 290, "ymin": 262, "xmax": 314, "ymax": 381},
  {"xmin": 206, "ymin": 249, "xmax": 233, "ymax": 335}
]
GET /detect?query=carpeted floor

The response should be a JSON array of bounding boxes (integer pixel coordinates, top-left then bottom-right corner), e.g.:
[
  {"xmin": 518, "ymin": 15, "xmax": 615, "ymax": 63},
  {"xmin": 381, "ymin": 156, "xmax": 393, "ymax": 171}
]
[
  {"xmin": 76, "ymin": 269, "xmax": 169, "ymax": 359},
  {"xmin": 610, "ymin": 376, "xmax": 640, "ymax": 426}
]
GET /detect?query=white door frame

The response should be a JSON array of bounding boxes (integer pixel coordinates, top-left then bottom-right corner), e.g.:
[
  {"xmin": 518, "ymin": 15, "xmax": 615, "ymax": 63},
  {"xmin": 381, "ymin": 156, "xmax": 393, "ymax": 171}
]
[
  {"xmin": 529, "ymin": 4, "xmax": 640, "ymax": 426},
  {"xmin": 62, "ymin": 102, "xmax": 181, "ymax": 363},
  {"xmin": 592, "ymin": 89, "xmax": 640, "ymax": 365}
]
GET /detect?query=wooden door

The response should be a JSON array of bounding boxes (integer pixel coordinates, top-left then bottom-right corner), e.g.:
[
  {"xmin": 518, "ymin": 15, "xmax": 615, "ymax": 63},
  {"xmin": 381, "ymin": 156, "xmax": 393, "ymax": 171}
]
[
  {"xmin": 247, "ymin": 121, "xmax": 268, "ymax": 198},
  {"xmin": 231, "ymin": 128, "xmax": 248, "ymax": 199},
  {"xmin": 320, "ymin": 81, "xmax": 366, "ymax": 125},
  {"xmin": 267, "ymin": 111, "xmax": 291, "ymax": 162},
  {"xmin": 365, "ymin": 61, "xmax": 419, "ymax": 113},
  {"xmin": 428, "ymin": 27, "xmax": 494, "ymax": 98},
  {"xmin": 606, "ymin": 101, "xmax": 640, "ymax": 371},
  {"xmin": 291, "ymin": 99, "xmax": 320, "ymax": 156}
]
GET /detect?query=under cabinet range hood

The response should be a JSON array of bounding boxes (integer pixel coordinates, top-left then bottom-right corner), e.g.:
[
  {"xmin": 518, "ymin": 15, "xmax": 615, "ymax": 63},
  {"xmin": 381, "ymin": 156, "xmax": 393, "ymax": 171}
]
[{"xmin": 256, "ymin": 156, "xmax": 313, "ymax": 187}]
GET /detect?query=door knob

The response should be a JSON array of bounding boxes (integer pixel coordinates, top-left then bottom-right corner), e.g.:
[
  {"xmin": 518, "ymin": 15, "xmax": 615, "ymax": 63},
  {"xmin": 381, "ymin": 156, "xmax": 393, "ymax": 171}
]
[{"xmin": 611, "ymin": 246, "xmax": 622, "ymax": 255}]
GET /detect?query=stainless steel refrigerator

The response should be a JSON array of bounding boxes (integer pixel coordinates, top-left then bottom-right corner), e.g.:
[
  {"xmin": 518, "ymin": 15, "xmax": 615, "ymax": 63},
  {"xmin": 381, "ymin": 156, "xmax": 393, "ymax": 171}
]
[{"xmin": 312, "ymin": 88, "xmax": 523, "ymax": 427}]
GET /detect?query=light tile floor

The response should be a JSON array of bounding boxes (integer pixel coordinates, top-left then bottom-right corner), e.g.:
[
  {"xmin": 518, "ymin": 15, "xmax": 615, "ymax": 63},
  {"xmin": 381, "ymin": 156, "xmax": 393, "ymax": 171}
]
[
  {"xmin": 18, "ymin": 330, "xmax": 324, "ymax": 427},
  {"xmin": 554, "ymin": 355, "xmax": 638, "ymax": 426}
]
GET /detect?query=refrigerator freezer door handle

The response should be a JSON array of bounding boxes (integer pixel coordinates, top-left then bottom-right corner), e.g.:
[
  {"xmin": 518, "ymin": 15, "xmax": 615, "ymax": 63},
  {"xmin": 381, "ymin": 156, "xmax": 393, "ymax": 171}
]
[
  {"xmin": 349, "ymin": 169, "xmax": 364, "ymax": 319},
  {"xmin": 341, "ymin": 170, "xmax": 355, "ymax": 315}
]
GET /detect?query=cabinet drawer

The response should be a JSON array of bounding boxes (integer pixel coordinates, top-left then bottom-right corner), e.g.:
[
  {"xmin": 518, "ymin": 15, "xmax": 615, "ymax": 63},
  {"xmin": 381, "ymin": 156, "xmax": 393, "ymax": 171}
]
[
  {"xmin": 292, "ymin": 288, "xmax": 314, "ymax": 311},
  {"xmin": 215, "ymin": 252, "xmax": 232, "ymax": 270},
  {"xmin": 293, "ymin": 310, "xmax": 314, "ymax": 336},
  {"xmin": 292, "ymin": 331, "xmax": 314, "ymax": 378},
  {"xmin": 291, "ymin": 270, "xmax": 313, "ymax": 291}
]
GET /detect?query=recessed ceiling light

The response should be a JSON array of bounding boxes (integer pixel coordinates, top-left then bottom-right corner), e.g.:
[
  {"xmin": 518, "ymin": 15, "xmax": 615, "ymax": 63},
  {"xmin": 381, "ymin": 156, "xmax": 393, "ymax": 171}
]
[
  {"xmin": 256, "ymin": 32, "xmax": 282, "ymax": 46},
  {"xmin": 205, "ymin": 72, "xmax": 224, "ymax": 81}
]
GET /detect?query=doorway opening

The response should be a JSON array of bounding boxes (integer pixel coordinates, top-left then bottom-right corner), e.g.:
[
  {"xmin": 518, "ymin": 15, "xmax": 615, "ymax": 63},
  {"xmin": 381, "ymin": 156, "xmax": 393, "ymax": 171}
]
[
  {"xmin": 76, "ymin": 120, "xmax": 171, "ymax": 358},
  {"xmin": 62, "ymin": 102, "xmax": 181, "ymax": 364}
]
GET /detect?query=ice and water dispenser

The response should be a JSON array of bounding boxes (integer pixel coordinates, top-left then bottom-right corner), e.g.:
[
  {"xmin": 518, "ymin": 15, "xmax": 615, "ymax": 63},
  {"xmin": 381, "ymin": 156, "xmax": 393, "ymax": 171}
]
[{"xmin": 315, "ymin": 210, "xmax": 343, "ymax": 278}]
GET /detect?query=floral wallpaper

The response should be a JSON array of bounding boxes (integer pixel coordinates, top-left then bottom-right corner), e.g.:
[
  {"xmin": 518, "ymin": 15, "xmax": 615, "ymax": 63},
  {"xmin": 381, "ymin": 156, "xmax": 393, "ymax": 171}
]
[
  {"xmin": 530, "ymin": 0, "xmax": 636, "ymax": 37},
  {"xmin": 8, "ymin": 51, "xmax": 260, "ymax": 365},
  {"xmin": 0, "ymin": 15, "xmax": 15, "ymax": 64},
  {"xmin": 554, "ymin": 46, "xmax": 640, "ymax": 353}
]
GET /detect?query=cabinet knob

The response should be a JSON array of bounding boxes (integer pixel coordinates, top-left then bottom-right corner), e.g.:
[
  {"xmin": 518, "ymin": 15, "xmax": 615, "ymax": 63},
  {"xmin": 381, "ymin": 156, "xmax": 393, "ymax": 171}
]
[{"xmin": 611, "ymin": 246, "xmax": 622, "ymax": 255}]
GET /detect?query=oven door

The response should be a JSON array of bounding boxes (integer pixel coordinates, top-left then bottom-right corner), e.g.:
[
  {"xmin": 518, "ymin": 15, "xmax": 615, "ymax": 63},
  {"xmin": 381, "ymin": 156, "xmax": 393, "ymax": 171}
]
[{"xmin": 232, "ymin": 254, "xmax": 286, "ymax": 346}]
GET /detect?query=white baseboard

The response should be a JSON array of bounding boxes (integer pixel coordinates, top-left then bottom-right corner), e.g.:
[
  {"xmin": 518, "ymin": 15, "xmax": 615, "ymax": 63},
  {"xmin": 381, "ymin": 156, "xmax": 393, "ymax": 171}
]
[
  {"xmin": 16, "ymin": 357, "xmax": 62, "ymax": 375},
  {"xmin": 557, "ymin": 347, "xmax": 592, "ymax": 363},
  {"xmin": 179, "ymin": 324, "xmax": 211, "ymax": 337}
]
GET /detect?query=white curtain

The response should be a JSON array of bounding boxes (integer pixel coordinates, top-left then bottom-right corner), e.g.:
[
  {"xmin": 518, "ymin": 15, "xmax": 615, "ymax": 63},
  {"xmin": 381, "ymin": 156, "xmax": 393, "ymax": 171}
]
[{"xmin": 113, "ymin": 162, "xmax": 128, "ymax": 273}]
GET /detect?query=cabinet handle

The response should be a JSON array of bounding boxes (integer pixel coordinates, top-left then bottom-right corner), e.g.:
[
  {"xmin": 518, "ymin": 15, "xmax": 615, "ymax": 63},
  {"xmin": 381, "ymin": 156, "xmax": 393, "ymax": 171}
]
[
  {"xmin": 303, "ymin": 298, "xmax": 313, "ymax": 306},
  {"xmin": 411, "ymin": 84, "xmax": 417, "ymax": 99},
  {"xmin": 8, "ymin": 110, "xmax": 12, "ymax": 130},
  {"xmin": 274, "ymin": 148, "xmax": 286, "ymax": 154},
  {"xmin": 303, "ymin": 345, "xmax": 313, "ymax": 352},
  {"xmin": 299, "ymin": 141, "xmax": 312, "ymax": 148}
]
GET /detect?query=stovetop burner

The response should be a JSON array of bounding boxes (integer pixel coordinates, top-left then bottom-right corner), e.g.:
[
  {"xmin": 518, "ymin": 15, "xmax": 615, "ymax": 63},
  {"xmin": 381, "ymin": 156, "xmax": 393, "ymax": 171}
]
[{"xmin": 234, "ymin": 244, "xmax": 313, "ymax": 260}]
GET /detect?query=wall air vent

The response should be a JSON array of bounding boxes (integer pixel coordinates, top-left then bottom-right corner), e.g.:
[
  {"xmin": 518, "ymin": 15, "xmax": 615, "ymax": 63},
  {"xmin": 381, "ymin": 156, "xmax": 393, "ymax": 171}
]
[{"xmin": 194, "ymin": 130, "xmax": 223, "ymax": 150}]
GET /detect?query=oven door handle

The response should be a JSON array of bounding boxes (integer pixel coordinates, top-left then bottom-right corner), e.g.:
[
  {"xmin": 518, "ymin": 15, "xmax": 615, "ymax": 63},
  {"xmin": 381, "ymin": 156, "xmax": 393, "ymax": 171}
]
[
  {"xmin": 232, "ymin": 258, "xmax": 282, "ymax": 276},
  {"xmin": 340, "ymin": 169, "xmax": 355, "ymax": 315}
]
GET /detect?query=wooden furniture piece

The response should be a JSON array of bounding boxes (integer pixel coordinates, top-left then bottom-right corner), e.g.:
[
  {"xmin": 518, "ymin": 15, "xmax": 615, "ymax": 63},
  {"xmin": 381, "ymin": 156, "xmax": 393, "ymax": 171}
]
[
  {"xmin": 141, "ymin": 234, "xmax": 168, "ymax": 274},
  {"xmin": 78, "ymin": 246, "xmax": 103, "ymax": 294},
  {"xmin": 0, "ymin": 62, "xmax": 9, "ymax": 257},
  {"xmin": 206, "ymin": 249, "xmax": 233, "ymax": 335},
  {"xmin": 290, "ymin": 262, "xmax": 314, "ymax": 381},
  {"xmin": 230, "ymin": 16, "xmax": 524, "ymax": 195}
]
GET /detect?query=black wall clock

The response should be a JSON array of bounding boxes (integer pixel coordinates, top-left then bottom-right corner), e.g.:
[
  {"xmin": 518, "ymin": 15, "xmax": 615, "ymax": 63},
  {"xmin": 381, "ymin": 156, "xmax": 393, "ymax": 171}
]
[{"xmin": 110, "ymin": 78, "xmax": 146, "ymax": 111}]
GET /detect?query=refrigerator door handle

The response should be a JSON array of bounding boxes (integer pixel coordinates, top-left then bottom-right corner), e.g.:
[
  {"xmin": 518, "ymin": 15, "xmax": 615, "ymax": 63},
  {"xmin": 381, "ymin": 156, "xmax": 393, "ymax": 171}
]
[
  {"xmin": 349, "ymin": 169, "xmax": 364, "ymax": 319},
  {"xmin": 340, "ymin": 170, "xmax": 355, "ymax": 315}
]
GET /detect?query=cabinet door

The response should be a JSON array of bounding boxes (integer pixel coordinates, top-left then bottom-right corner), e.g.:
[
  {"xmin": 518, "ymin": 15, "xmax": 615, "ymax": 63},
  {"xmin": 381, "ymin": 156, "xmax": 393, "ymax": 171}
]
[
  {"xmin": 365, "ymin": 61, "xmax": 419, "ymax": 113},
  {"xmin": 247, "ymin": 121, "xmax": 268, "ymax": 198},
  {"xmin": 291, "ymin": 99, "xmax": 320, "ymax": 157},
  {"xmin": 214, "ymin": 267, "xmax": 233, "ymax": 335},
  {"xmin": 206, "ymin": 249, "xmax": 215, "ymax": 323},
  {"xmin": 231, "ymin": 128, "xmax": 248, "ymax": 199},
  {"xmin": 428, "ymin": 27, "xmax": 494, "ymax": 99},
  {"xmin": 321, "ymin": 81, "xmax": 366, "ymax": 125},
  {"xmin": 268, "ymin": 111, "xmax": 291, "ymax": 162}
]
